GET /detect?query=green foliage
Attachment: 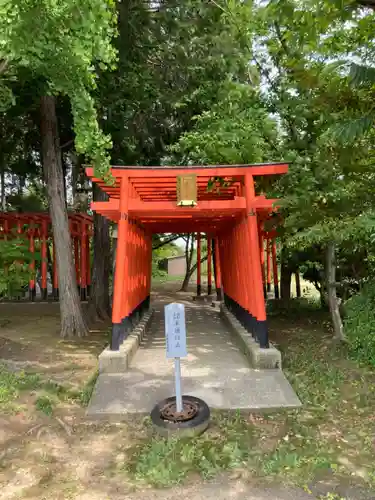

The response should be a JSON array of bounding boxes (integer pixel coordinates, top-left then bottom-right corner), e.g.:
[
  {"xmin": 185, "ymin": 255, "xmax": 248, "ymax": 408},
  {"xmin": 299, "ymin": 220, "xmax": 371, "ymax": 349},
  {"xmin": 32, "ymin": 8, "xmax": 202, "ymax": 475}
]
[
  {"xmin": 267, "ymin": 297, "xmax": 321, "ymax": 318},
  {"xmin": 344, "ymin": 285, "xmax": 375, "ymax": 366},
  {"xmin": 0, "ymin": 0, "xmax": 117, "ymax": 176},
  {"xmin": 152, "ymin": 239, "xmax": 181, "ymax": 278},
  {"xmin": 75, "ymin": 370, "xmax": 98, "ymax": 407},
  {"xmin": 0, "ymin": 363, "xmax": 41, "ymax": 413},
  {"xmin": 129, "ymin": 413, "xmax": 255, "ymax": 487},
  {"xmin": 349, "ymin": 63, "xmax": 375, "ymax": 87},
  {"xmin": 0, "ymin": 362, "xmax": 97, "ymax": 413},
  {"xmin": 96, "ymin": 0, "xmax": 256, "ymax": 168},
  {"xmin": 170, "ymin": 82, "xmax": 278, "ymax": 165},
  {"xmin": 35, "ymin": 394, "xmax": 55, "ymax": 416},
  {"xmin": 0, "ymin": 237, "xmax": 39, "ymax": 300}
]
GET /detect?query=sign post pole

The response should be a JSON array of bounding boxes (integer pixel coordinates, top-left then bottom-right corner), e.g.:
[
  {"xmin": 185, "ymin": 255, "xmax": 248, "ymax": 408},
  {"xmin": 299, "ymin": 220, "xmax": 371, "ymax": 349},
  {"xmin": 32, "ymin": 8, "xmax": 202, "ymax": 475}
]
[
  {"xmin": 174, "ymin": 357, "xmax": 183, "ymax": 412},
  {"xmin": 165, "ymin": 303, "xmax": 187, "ymax": 413}
]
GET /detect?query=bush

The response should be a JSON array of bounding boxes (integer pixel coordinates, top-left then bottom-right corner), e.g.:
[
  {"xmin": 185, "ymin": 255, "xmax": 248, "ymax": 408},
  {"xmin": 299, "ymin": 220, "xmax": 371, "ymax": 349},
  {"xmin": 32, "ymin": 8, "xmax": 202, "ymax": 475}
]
[
  {"xmin": 344, "ymin": 284, "xmax": 375, "ymax": 366},
  {"xmin": 266, "ymin": 297, "xmax": 321, "ymax": 318},
  {"xmin": 0, "ymin": 238, "xmax": 38, "ymax": 300}
]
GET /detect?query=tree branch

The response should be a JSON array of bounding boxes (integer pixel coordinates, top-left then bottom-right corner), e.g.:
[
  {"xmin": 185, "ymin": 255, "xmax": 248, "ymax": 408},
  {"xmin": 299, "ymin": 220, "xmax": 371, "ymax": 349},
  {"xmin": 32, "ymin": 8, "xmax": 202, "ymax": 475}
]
[
  {"xmin": 59, "ymin": 139, "xmax": 74, "ymax": 150},
  {"xmin": 186, "ymin": 254, "xmax": 208, "ymax": 278},
  {"xmin": 152, "ymin": 233, "xmax": 181, "ymax": 250}
]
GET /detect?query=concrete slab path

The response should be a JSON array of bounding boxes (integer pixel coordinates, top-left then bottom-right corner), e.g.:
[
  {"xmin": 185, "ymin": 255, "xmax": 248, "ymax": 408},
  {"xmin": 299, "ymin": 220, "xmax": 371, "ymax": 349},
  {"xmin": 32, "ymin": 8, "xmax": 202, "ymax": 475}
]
[{"xmin": 88, "ymin": 294, "xmax": 300, "ymax": 417}]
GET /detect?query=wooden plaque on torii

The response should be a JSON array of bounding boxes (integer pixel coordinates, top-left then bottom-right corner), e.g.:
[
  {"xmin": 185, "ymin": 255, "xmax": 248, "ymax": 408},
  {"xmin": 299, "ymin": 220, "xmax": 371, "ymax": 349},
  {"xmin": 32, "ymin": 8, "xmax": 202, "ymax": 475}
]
[{"xmin": 176, "ymin": 174, "xmax": 197, "ymax": 207}]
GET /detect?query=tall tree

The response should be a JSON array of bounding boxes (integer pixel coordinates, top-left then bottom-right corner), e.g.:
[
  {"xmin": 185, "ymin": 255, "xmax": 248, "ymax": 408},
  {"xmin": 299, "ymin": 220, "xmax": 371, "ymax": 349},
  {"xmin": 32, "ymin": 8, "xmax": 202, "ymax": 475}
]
[
  {"xmin": 88, "ymin": 184, "xmax": 111, "ymax": 321},
  {"xmin": 0, "ymin": 0, "xmax": 117, "ymax": 336}
]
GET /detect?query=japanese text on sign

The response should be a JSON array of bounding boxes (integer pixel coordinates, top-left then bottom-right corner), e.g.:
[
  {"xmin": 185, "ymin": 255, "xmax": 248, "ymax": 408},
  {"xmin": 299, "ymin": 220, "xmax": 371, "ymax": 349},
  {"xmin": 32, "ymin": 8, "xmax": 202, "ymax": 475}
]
[{"xmin": 164, "ymin": 303, "xmax": 187, "ymax": 359}]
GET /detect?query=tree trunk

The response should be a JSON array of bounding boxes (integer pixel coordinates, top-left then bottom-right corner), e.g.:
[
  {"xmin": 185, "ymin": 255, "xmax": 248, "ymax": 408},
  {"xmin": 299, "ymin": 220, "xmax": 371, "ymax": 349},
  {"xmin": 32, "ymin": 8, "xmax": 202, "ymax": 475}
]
[
  {"xmin": 326, "ymin": 242, "xmax": 345, "ymax": 341},
  {"xmin": 40, "ymin": 95, "xmax": 88, "ymax": 338},
  {"xmin": 295, "ymin": 270, "xmax": 301, "ymax": 298},
  {"xmin": 280, "ymin": 246, "xmax": 292, "ymax": 300},
  {"xmin": 88, "ymin": 184, "xmax": 111, "ymax": 321},
  {"xmin": 71, "ymin": 151, "xmax": 79, "ymax": 210},
  {"xmin": 181, "ymin": 256, "xmax": 208, "ymax": 291},
  {"xmin": 180, "ymin": 234, "xmax": 195, "ymax": 291},
  {"xmin": 61, "ymin": 151, "xmax": 68, "ymax": 208}
]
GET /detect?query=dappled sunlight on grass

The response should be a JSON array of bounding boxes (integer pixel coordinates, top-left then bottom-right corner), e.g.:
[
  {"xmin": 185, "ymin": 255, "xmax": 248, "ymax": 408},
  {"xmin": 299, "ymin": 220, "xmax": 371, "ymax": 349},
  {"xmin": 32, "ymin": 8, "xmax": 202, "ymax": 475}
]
[{"xmin": 128, "ymin": 307, "xmax": 375, "ymax": 494}]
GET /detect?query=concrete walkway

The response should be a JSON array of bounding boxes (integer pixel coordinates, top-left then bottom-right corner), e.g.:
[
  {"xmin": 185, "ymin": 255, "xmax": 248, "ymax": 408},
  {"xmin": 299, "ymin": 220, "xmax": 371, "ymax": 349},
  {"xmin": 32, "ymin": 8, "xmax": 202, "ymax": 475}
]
[{"xmin": 88, "ymin": 292, "xmax": 300, "ymax": 417}]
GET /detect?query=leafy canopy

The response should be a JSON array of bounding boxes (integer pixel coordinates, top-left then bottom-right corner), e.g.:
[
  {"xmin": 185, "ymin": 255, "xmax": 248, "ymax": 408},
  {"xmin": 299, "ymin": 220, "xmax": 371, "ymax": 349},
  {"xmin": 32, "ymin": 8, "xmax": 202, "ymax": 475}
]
[{"xmin": 0, "ymin": 0, "xmax": 117, "ymax": 178}]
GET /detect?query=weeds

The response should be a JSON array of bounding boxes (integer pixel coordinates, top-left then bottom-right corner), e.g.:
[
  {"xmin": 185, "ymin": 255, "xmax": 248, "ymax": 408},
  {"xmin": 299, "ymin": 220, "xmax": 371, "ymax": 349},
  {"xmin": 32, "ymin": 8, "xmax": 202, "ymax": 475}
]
[
  {"xmin": 0, "ymin": 361, "xmax": 98, "ymax": 415},
  {"xmin": 128, "ymin": 413, "xmax": 256, "ymax": 486},
  {"xmin": 0, "ymin": 363, "xmax": 41, "ymax": 412},
  {"xmin": 69, "ymin": 370, "xmax": 98, "ymax": 407},
  {"xmin": 35, "ymin": 395, "xmax": 55, "ymax": 416}
]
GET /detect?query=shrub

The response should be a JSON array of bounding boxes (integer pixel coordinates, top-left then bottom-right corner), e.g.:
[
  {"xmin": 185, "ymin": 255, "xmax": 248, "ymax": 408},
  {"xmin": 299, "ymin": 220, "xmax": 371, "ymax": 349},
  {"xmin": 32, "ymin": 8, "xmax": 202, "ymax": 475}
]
[
  {"xmin": 344, "ymin": 284, "xmax": 375, "ymax": 366},
  {"xmin": 0, "ymin": 237, "xmax": 39, "ymax": 300},
  {"xmin": 266, "ymin": 297, "xmax": 321, "ymax": 318}
]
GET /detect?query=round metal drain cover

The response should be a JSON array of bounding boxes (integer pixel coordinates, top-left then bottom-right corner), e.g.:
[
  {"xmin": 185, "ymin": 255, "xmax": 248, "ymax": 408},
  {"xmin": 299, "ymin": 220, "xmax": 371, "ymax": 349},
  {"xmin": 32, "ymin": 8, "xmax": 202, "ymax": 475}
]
[{"xmin": 160, "ymin": 400, "xmax": 199, "ymax": 423}]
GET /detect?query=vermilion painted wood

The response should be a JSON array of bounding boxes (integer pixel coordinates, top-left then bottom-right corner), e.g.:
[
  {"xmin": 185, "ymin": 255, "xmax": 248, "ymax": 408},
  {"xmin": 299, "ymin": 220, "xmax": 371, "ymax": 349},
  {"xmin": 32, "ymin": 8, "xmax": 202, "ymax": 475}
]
[
  {"xmin": 74, "ymin": 238, "xmax": 80, "ymax": 285},
  {"xmin": 207, "ymin": 236, "xmax": 212, "ymax": 295},
  {"xmin": 112, "ymin": 176, "xmax": 130, "ymax": 323},
  {"xmin": 267, "ymin": 239, "xmax": 272, "ymax": 292},
  {"xmin": 86, "ymin": 163, "xmax": 289, "ymax": 347},
  {"xmin": 41, "ymin": 220, "xmax": 48, "ymax": 293},
  {"xmin": 80, "ymin": 220, "xmax": 87, "ymax": 291},
  {"xmin": 214, "ymin": 238, "xmax": 222, "ymax": 292},
  {"xmin": 0, "ymin": 212, "xmax": 92, "ymax": 300},
  {"xmin": 29, "ymin": 226, "xmax": 35, "ymax": 293},
  {"xmin": 91, "ymin": 199, "xmax": 280, "ymax": 224},
  {"xmin": 259, "ymin": 226, "xmax": 266, "ymax": 290},
  {"xmin": 86, "ymin": 163, "xmax": 288, "ymax": 179},
  {"xmin": 197, "ymin": 232, "xmax": 202, "ymax": 296},
  {"xmin": 238, "ymin": 218, "xmax": 249, "ymax": 315},
  {"xmin": 244, "ymin": 174, "xmax": 267, "ymax": 323},
  {"xmin": 86, "ymin": 234, "xmax": 91, "ymax": 289},
  {"xmin": 52, "ymin": 243, "xmax": 58, "ymax": 291}
]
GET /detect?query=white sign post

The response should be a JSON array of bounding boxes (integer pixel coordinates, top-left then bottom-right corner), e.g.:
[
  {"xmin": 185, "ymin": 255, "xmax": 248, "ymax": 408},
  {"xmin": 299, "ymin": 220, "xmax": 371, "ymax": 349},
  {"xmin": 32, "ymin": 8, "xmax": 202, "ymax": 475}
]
[{"xmin": 165, "ymin": 303, "xmax": 187, "ymax": 413}]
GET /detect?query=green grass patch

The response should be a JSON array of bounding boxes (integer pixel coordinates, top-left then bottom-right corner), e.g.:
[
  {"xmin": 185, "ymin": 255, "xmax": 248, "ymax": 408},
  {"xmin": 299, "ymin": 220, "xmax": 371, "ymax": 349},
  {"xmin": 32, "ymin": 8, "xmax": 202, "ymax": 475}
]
[
  {"xmin": 35, "ymin": 394, "xmax": 55, "ymax": 416},
  {"xmin": 0, "ymin": 362, "xmax": 98, "ymax": 414},
  {"xmin": 0, "ymin": 363, "xmax": 41, "ymax": 412},
  {"xmin": 73, "ymin": 370, "xmax": 98, "ymax": 407},
  {"xmin": 128, "ymin": 412, "xmax": 256, "ymax": 487},
  {"xmin": 266, "ymin": 296, "xmax": 322, "ymax": 318},
  {"xmin": 127, "ymin": 312, "xmax": 375, "ymax": 491},
  {"xmin": 152, "ymin": 274, "xmax": 185, "ymax": 284}
]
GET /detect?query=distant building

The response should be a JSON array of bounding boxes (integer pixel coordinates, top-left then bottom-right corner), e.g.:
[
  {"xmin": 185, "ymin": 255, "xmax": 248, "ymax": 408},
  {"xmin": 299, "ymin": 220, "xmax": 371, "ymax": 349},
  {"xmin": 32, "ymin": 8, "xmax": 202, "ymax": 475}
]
[{"xmin": 159, "ymin": 255, "xmax": 186, "ymax": 277}]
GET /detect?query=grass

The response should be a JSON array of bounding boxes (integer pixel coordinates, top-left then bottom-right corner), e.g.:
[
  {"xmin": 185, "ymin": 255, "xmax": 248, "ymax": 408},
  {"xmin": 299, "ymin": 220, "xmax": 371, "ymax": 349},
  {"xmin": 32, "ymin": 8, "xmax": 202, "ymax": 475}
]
[
  {"xmin": 72, "ymin": 370, "xmax": 99, "ymax": 407},
  {"xmin": 0, "ymin": 362, "xmax": 98, "ymax": 415},
  {"xmin": 152, "ymin": 273, "xmax": 185, "ymax": 284},
  {"xmin": 128, "ymin": 412, "xmax": 256, "ymax": 487},
  {"xmin": 0, "ymin": 363, "xmax": 42, "ymax": 412},
  {"xmin": 126, "ymin": 307, "xmax": 375, "ymax": 492},
  {"xmin": 35, "ymin": 394, "xmax": 55, "ymax": 416}
]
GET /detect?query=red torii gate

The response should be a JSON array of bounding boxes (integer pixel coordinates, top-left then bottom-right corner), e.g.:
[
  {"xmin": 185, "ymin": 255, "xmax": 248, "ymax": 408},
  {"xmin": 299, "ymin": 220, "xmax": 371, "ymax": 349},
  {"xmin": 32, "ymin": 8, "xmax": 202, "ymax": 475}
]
[
  {"xmin": 0, "ymin": 212, "xmax": 92, "ymax": 300},
  {"xmin": 87, "ymin": 163, "xmax": 288, "ymax": 351}
]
